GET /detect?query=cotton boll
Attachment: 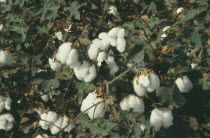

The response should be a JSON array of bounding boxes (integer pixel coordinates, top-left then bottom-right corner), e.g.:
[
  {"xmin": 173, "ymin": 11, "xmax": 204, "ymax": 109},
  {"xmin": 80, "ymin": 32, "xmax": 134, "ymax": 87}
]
[
  {"xmin": 187, "ymin": 50, "xmax": 194, "ymax": 58},
  {"xmin": 97, "ymin": 51, "xmax": 107, "ymax": 67},
  {"xmin": 140, "ymin": 124, "xmax": 146, "ymax": 131},
  {"xmin": 128, "ymin": 95, "xmax": 139, "ymax": 108},
  {"xmin": 6, "ymin": 122, "xmax": 13, "ymax": 131},
  {"xmin": 191, "ymin": 63, "xmax": 198, "ymax": 69},
  {"xmin": 0, "ymin": 96, "xmax": 5, "ymax": 113},
  {"xmin": 66, "ymin": 48, "xmax": 79, "ymax": 68},
  {"xmin": 147, "ymin": 72, "xmax": 160, "ymax": 92},
  {"xmin": 0, "ymin": 51, "xmax": 7, "ymax": 65},
  {"xmin": 55, "ymin": 42, "xmax": 72, "ymax": 64},
  {"xmin": 133, "ymin": 77, "xmax": 146, "ymax": 96},
  {"xmin": 161, "ymin": 33, "xmax": 167, "ymax": 38},
  {"xmin": 0, "ymin": 51, "xmax": 13, "ymax": 66},
  {"xmin": 40, "ymin": 92, "xmax": 49, "ymax": 102},
  {"xmin": 162, "ymin": 111, "xmax": 173, "ymax": 128},
  {"xmin": 106, "ymin": 55, "xmax": 119, "ymax": 75},
  {"xmin": 5, "ymin": 114, "xmax": 14, "ymax": 122},
  {"xmin": 50, "ymin": 117, "xmax": 63, "ymax": 135},
  {"xmin": 21, "ymin": 125, "xmax": 31, "ymax": 134},
  {"xmin": 61, "ymin": 116, "xmax": 69, "ymax": 129},
  {"xmin": 108, "ymin": 27, "xmax": 120, "ymax": 38},
  {"xmin": 55, "ymin": 31, "xmax": 64, "ymax": 41},
  {"xmin": 132, "ymin": 97, "xmax": 144, "ymax": 113},
  {"xmin": 88, "ymin": 44, "xmax": 99, "ymax": 60},
  {"xmin": 138, "ymin": 75, "xmax": 150, "ymax": 87},
  {"xmin": 64, "ymin": 121, "xmax": 75, "ymax": 133},
  {"xmin": 4, "ymin": 96, "xmax": 12, "ymax": 110},
  {"xmin": 80, "ymin": 92, "xmax": 97, "ymax": 113},
  {"xmin": 0, "ymin": 120, "xmax": 6, "ymax": 130},
  {"xmin": 43, "ymin": 134, "xmax": 49, "ymax": 138},
  {"xmin": 117, "ymin": 28, "xmax": 125, "ymax": 39},
  {"xmin": 116, "ymin": 38, "xmax": 126, "ymax": 53},
  {"xmin": 46, "ymin": 111, "xmax": 57, "ymax": 122},
  {"xmin": 109, "ymin": 38, "xmax": 117, "ymax": 47},
  {"xmin": 48, "ymin": 58, "xmax": 62, "ymax": 71},
  {"xmin": 175, "ymin": 78, "xmax": 186, "ymax": 93},
  {"xmin": 176, "ymin": 7, "xmax": 184, "ymax": 14},
  {"xmin": 88, "ymin": 97, "xmax": 105, "ymax": 119},
  {"xmin": 133, "ymin": 0, "xmax": 140, "ymax": 4},
  {"xmin": 108, "ymin": 6, "xmax": 119, "ymax": 17},
  {"xmin": 36, "ymin": 135, "xmax": 43, "ymax": 138},
  {"xmin": 84, "ymin": 64, "xmax": 97, "ymax": 82},
  {"xmin": 120, "ymin": 97, "xmax": 130, "ymax": 111},
  {"xmin": 150, "ymin": 109, "xmax": 163, "ymax": 132},
  {"xmin": 101, "ymin": 38, "xmax": 111, "ymax": 50},
  {"xmin": 39, "ymin": 113, "xmax": 50, "ymax": 130},
  {"xmin": 78, "ymin": 61, "xmax": 89, "ymax": 79},
  {"xmin": 182, "ymin": 76, "xmax": 193, "ymax": 92},
  {"xmin": 0, "ymin": 24, "xmax": 3, "ymax": 31},
  {"xmin": 98, "ymin": 32, "xmax": 108, "ymax": 40},
  {"xmin": 162, "ymin": 26, "xmax": 170, "ymax": 32}
]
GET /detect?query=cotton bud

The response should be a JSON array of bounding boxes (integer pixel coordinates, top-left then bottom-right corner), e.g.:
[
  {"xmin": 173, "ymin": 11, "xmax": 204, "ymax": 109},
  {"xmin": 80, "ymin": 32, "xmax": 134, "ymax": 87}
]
[
  {"xmin": 106, "ymin": 55, "xmax": 119, "ymax": 75},
  {"xmin": 0, "ymin": 51, "xmax": 13, "ymax": 66},
  {"xmin": 55, "ymin": 31, "xmax": 64, "ymax": 41},
  {"xmin": 55, "ymin": 42, "xmax": 72, "ymax": 64},
  {"xmin": 66, "ymin": 48, "xmax": 79, "ymax": 68},
  {"xmin": 175, "ymin": 76, "xmax": 193, "ymax": 93},
  {"xmin": 108, "ymin": 5, "xmax": 119, "ymax": 17},
  {"xmin": 84, "ymin": 64, "xmax": 97, "ymax": 82},
  {"xmin": 97, "ymin": 51, "xmax": 107, "ymax": 67},
  {"xmin": 0, "ymin": 24, "xmax": 3, "ymax": 31},
  {"xmin": 162, "ymin": 26, "xmax": 170, "ymax": 32},
  {"xmin": 116, "ymin": 38, "xmax": 126, "ymax": 53},
  {"xmin": 49, "ymin": 58, "xmax": 62, "ymax": 71},
  {"xmin": 176, "ymin": 7, "xmax": 184, "ymax": 14},
  {"xmin": 108, "ymin": 27, "xmax": 120, "ymax": 38}
]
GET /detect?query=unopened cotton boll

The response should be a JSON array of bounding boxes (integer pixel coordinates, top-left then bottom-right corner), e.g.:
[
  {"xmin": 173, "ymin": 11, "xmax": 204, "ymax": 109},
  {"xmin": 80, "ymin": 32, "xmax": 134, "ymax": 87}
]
[
  {"xmin": 108, "ymin": 6, "xmax": 119, "ymax": 17},
  {"xmin": 97, "ymin": 51, "xmax": 107, "ymax": 67},
  {"xmin": 162, "ymin": 111, "xmax": 173, "ymax": 128},
  {"xmin": 55, "ymin": 42, "xmax": 72, "ymax": 64},
  {"xmin": 176, "ymin": 7, "xmax": 184, "ymax": 14},
  {"xmin": 48, "ymin": 58, "xmax": 62, "ymax": 71},
  {"xmin": 120, "ymin": 97, "xmax": 130, "ymax": 111},
  {"xmin": 88, "ymin": 97, "xmax": 105, "ymax": 120},
  {"xmin": 66, "ymin": 48, "xmax": 79, "ymax": 68},
  {"xmin": 84, "ymin": 64, "xmax": 97, "ymax": 82},
  {"xmin": 162, "ymin": 26, "xmax": 170, "ymax": 32},
  {"xmin": 150, "ymin": 109, "xmax": 163, "ymax": 132},
  {"xmin": 55, "ymin": 31, "xmax": 64, "ymax": 41},
  {"xmin": 108, "ymin": 27, "xmax": 120, "ymax": 38},
  {"xmin": 116, "ymin": 38, "xmax": 126, "ymax": 53},
  {"xmin": 106, "ymin": 55, "xmax": 119, "ymax": 75}
]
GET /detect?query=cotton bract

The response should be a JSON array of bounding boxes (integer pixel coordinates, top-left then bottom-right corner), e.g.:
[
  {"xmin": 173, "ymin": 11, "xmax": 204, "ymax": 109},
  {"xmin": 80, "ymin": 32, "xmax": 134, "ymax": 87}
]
[
  {"xmin": 150, "ymin": 109, "xmax": 173, "ymax": 132},
  {"xmin": 175, "ymin": 76, "xmax": 193, "ymax": 93}
]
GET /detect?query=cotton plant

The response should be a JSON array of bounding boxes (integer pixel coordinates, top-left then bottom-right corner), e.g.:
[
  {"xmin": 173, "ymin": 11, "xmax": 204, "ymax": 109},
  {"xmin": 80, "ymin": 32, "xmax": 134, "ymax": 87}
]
[
  {"xmin": 0, "ymin": 50, "xmax": 13, "ymax": 66},
  {"xmin": 38, "ymin": 111, "xmax": 75, "ymax": 135},
  {"xmin": 150, "ymin": 108, "xmax": 173, "ymax": 132},
  {"xmin": 175, "ymin": 75, "xmax": 193, "ymax": 93},
  {"xmin": 133, "ymin": 69, "xmax": 160, "ymax": 96},
  {"xmin": 0, "ymin": 114, "xmax": 15, "ymax": 131},
  {"xmin": 120, "ymin": 95, "xmax": 145, "ymax": 113},
  {"xmin": 0, "ymin": 95, "xmax": 12, "ymax": 113},
  {"xmin": 80, "ymin": 91, "xmax": 105, "ymax": 120}
]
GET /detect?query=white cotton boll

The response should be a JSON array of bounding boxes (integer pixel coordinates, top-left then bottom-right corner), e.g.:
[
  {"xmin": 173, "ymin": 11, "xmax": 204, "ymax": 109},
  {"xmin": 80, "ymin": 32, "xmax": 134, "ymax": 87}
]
[
  {"xmin": 191, "ymin": 63, "xmax": 198, "ymax": 69},
  {"xmin": 46, "ymin": 111, "xmax": 57, "ymax": 122},
  {"xmin": 132, "ymin": 98, "xmax": 144, "ymax": 113},
  {"xmin": 35, "ymin": 135, "xmax": 43, "ymax": 138},
  {"xmin": 5, "ymin": 114, "xmax": 14, "ymax": 122},
  {"xmin": 43, "ymin": 134, "xmax": 49, "ymax": 138},
  {"xmin": 128, "ymin": 95, "xmax": 138, "ymax": 108},
  {"xmin": 88, "ymin": 98, "xmax": 105, "ymax": 120},
  {"xmin": 48, "ymin": 58, "xmax": 62, "ymax": 71},
  {"xmin": 0, "ymin": 51, "xmax": 7, "ymax": 65},
  {"xmin": 187, "ymin": 50, "xmax": 194, "ymax": 58},
  {"xmin": 64, "ymin": 121, "xmax": 75, "ymax": 133},
  {"xmin": 162, "ymin": 26, "xmax": 170, "ymax": 32},
  {"xmin": 88, "ymin": 44, "xmax": 99, "ymax": 60},
  {"xmin": 55, "ymin": 31, "xmax": 64, "ymax": 41},
  {"xmin": 117, "ymin": 28, "xmax": 125, "ymax": 39},
  {"xmin": 80, "ymin": 92, "xmax": 97, "ymax": 113},
  {"xmin": 84, "ymin": 64, "xmax": 97, "ymax": 82},
  {"xmin": 175, "ymin": 78, "xmax": 186, "ymax": 93},
  {"xmin": 108, "ymin": 27, "xmax": 120, "ymax": 38},
  {"xmin": 61, "ymin": 116, "xmax": 69, "ymax": 129},
  {"xmin": 108, "ymin": 5, "xmax": 119, "ymax": 17},
  {"xmin": 0, "ymin": 120, "xmax": 6, "ymax": 130},
  {"xmin": 120, "ymin": 97, "xmax": 130, "ymax": 111},
  {"xmin": 78, "ymin": 61, "xmax": 89, "ymax": 79},
  {"xmin": 176, "ymin": 7, "xmax": 184, "ymax": 14},
  {"xmin": 150, "ymin": 109, "xmax": 163, "ymax": 132},
  {"xmin": 40, "ymin": 92, "xmax": 49, "ymax": 102},
  {"xmin": 66, "ymin": 48, "xmax": 79, "ymax": 68},
  {"xmin": 4, "ymin": 96, "xmax": 12, "ymax": 110},
  {"xmin": 0, "ymin": 24, "xmax": 3, "ymax": 31},
  {"xmin": 0, "ymin": 0, "xmax": 6, "ymax": 3},
  {"xmin": 6, "ymin": 122, "xmax": 13, "ymax": 131},
  {"xmin": 101, "ymin": 38, "xmax": 111, "ymax": 50},
  {"xmin": 39, "ymin": 113, "xmax": 50, "ymax": 130},
  {"xmin": 133, "ymin": 0, "xmax": 140, "ymax": 4},
  {"xmin": 138, "ymin": 75, "xmax": 150, "ymax": 87},
  {"xmin": 106, "ymin": 55, "xmax": 119, "ymax": 75},
  {"xmin": 116, "ymin": 38, "xmax": 126, "ymax": 53},
  {"xmin": 133, "ymin": 77, "xmax": 146, "ymax": 96},
  {"xmin": 55, "ymin": 42, "xmax": 72, "ymax": 64},
  {"xmin": 182, "ymin": 76, "xmax": 193, "ymax": 92},
  {"xmin": 5, "ymin": 51, "xmax": 13, "ymax": 65},
  {"xmin": 21, "ymin": 125, "xmax": 31, "ymax": 134},
  {"xmin": 147, "ymin": 72, "xmax": 160, "ymax": 92},
  {"xmin": 73, "ymin": 63, "xmax": 83, "ymax": 80},
  {"xmin": 97, "ymin": 51, "xmax": 107, "ymax": 67},
  {"xmin": 98, "ymin": 32, "xmax": 108, "ymax": 40},
  {"xmin": 161, "ymin": 33, "xmax": 167, "ymax": 38},
  {"xmin": 140, "ymin": 124, "xmax": 146, "ymax": 131},
  {"xmin": 0, "ymin": 96, "xmax": 5, "ymax": 113},
  {"xmin": 0, "ymin": 51, "xmax": 13, "ymax": 66},
  {"xmin": 109, "ymin": 38, "xmax": 117, "ymax": 47},
  {"xmin": 162, "ymin": 111, "xmax": 173, "ymax": 128},
  {"xmin": 50, "ymin": 117, "xmax": 63, "ymax": 135}
]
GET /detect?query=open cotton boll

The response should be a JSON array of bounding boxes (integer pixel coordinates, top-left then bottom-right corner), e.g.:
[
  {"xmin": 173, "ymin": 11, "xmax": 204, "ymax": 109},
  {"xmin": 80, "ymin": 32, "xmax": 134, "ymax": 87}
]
[
  {"xmin": 175, "ymin": 78, "xmax": 186, "ymax": 92},
  {"xmin": 88, "ymin": 44, "xmax": 99, "ymax": 60},
  {"xmin": 78, "ymin": 61, "xmax": 89, "ymax": 79},
  {"xmin": 150, "ymin": 109, "xmax": 163, "ymax": 132},
  {"xmin": 120, "ymin": 97, "xmax": 130, "ymax": 111},
  {"xmin": 98, "ymin": 32, "xmax": 108, "ymax": 40},
  {"xmin": 101, "ymin": 38, "xmax": 111, "ymax": 50},
  {"xmin": 109, "ymin": 38, "xmax": 117, "ymax": 47},
  {"xmin": 64, "ymin": 121, "xmax": 75, "ymax": 133},
  {"xmin": 138, "ymin": 75, "xmax": 150, "ymax": 87},
  {"xmin": 162, "ymin": 111, "xmax": 173, "ymax": 128},
  {"xmin": 117, "ymin": 28, "xmax": 125, "ymax": 39},
  {"xmin": 108, "ymin": 27, "xmax": 120, "ymax": 38},
  {"xmin": 66, "ymin": 48, "xmax": 79, "ymax": 68},
  {"xmin": 140, "ymin": 124, "xmax": 146, "ymax": 131},
  {"xmin": 88, "ymin": 97, "xmax": 105, "ymax": 120},
  {"xmin": 176, "ymin": 7, "xmax": 184, "ymax": 14},
  {"xmin": 97, "ymin": 51, "xmax": 107, "ymax": 67},
  {"xmin": 5, "ymin": 51, "xmax": 13, "ymax": 65},
  {"xmin": 4, "ymin": 97, "xmax": 12, "ymax": 110},
  {"xmin": 116, "ymin": 38, "xmax": 126, "ymax": 53},
  {"xmin": 46, "ymin": 111, "xmax": 57, "ymax": 122},
  {"xmin": 61, "ymin": 116, "xmax": 69, "ymax": 129},
  {"xmin": 48, "ymin": 58, "xmax": 62, "ymax": 71},
  {"xmin": 55, "ymin": 31, "xmax": 64, "ymax": 41},
  {"xmin": 162, "ymin": 26, "xmax": 170, "ymax": 32},
  {"xmin": 50, "ymin": 117, "xmax": 63, "ymax": 135},
  {"xmin": 39, "ymin": 113, "xmax": 50, "ymax": 130},
  {"xmin": 0, "ymin": 51, "xmax": 7, "ymax": 65},
  {"xmin": 0, "ymin": 114, "xmax": 14, "ymax": 131},
  {"xmin": 80, "ymin": 92, "xmax": 97, "ymax": 113},
  {"xmin": 106, "ymin": 55, "xmax": 119, "ymax": 75},
  {"xmin": 147, "ymin": 72, "xmax": 160, "ymax": 92},
  {"xmin": 55, "ymin": 42, "xmax": 72, "ymax": 64},
  {"xmin": 108, "ymin": 5, "xmax": 119, "ymax": 17},
  {"xmin": 6, "ymin": 123, "xmax": 13, "ymax": 131},
  {"xmin": 0, "ymin": 96, "xmax": 5, "ymax": 113},
  {"xmin": 191, "ymin": 63, "xmax": 198, "ymax": 69},
  {"xmin": 0, "ymin": 24, "xmax": 3, "ymax": 31},
  {"xmin": 187, "ymin": 50, "xmax": 194, "ymax": 58},
  {"xmin": 161, "ymin": 33, "xmax": 167, "ymax": 38},
  {"xmin": 0, "ymin": 51, "xmax": 13, "ymax": 66},
  {"xmin": 131, "ymin": 97, "xmax": 145, "ymax": 113},
  {"xmin": 182, "ymin": 76, "xmax": 193, "ymax": 92},
  {"xmin": 40, "ymin": 92, "xmax": 49, "ymax": 102},
  {"xmin": 84, "ymin": 64, "xmax": 97, "ymax": 82}
]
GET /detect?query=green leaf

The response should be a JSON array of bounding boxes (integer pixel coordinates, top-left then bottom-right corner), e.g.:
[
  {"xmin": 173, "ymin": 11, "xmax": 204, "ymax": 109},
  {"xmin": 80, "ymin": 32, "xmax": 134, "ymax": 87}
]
[
  {"xmin": 128, "ymin": 44, "xmax": 145, "ymax": 63},
  {"xmin": 167, "ymin": 38, "xmax": 181, "ymax": 48},
  {"xmin": 172, "ymin": 86, "xmax": 186, "ymax": 107},
  {"xmin": 157, "ymin": 87, "xmax": 171, "ymax": 103},
  {"xmin": 40, "ymin": 78, "xmax": 60, "ymax": 92},
  {"xmin": 177, "ymin": 66, "xmax": 191, "ymax": 73},
  {"xmin": 67, "ymin": 1, "xmax": 84, "ymax": 20},
  {"xmin": 148, "ymin": 16, "xmax": 162, "ymax": 28},
  {"xmin": 131, "ymin": 123, "xmax": 141, "ymax": 137},
  {"xmin": 180, "ymin": 13, "xmax": 196, "ymax": 22},
  {"xmin": 206, "ymin": 58, "xmax": 210, "ymax": 67},
  {"xmin": 190, "ymin": 33, "xmax": 202, "ymax": 48}
]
